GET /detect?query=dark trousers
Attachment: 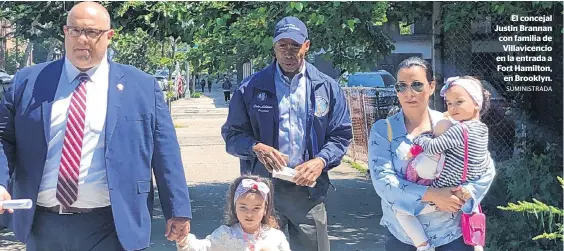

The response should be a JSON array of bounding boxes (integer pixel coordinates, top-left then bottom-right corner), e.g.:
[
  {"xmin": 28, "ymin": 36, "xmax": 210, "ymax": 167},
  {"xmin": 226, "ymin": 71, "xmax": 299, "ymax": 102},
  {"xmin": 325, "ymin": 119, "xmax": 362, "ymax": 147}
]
[
  {"xmin": 223, "ymin": 91, "xmax": 231, "ymax": 102},
  {"xmin": 207, "ymin": 85, "xmax": 211, "ymax": 92},
  {"xmin": 27, "ymin": 207, "xmax": 128, "ymax": 251},
  {"xmin": 385, "ymin": 232, "xmax": 473, "ymax": 251},
  {"xmin": 274, "ymin": 180, "xmax": 330, "ymax": 251},
  {"xmin": 201, "ymin": 85, "xmax": 205, "ymax": 92}
]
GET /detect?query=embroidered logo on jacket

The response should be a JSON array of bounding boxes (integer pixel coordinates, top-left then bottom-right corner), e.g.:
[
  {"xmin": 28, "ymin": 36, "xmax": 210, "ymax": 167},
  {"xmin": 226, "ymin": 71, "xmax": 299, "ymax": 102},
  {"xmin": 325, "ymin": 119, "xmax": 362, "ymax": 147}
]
[
  {"xmin": 315, "ymin": 96, "xmax": 329, "ymax": 117},
  {"xmin": 257, "ymin": 92, "xmax": 267, "ymax": 101}
]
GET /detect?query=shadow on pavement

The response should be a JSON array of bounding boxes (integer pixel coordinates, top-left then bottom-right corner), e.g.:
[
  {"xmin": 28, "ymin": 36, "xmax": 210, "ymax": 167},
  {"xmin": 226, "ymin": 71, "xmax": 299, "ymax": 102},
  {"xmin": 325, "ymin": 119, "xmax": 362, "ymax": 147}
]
[
  {"xmin": 150, "ymin": 182, "xmax": 230, "ymax": 251},
  {"xmin": 198, "ymin": 86, "xmax": 230, "ymax": 109},
  {"xmin": 0, "ymin": 178, "xmax": 387, "ymax": 251},
  {"xmin": 326, "ymin": 177, "xmax": 387, "ymax": 251},
  {"xmin": 151, "ymin": 178, "xmax": 387, "ymax": 251}
]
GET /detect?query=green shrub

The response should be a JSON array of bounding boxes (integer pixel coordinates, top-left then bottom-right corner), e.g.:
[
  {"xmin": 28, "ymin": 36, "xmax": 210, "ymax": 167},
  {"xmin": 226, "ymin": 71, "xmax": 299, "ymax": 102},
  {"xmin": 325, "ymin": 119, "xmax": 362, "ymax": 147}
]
[
  {"xmin": 498, "ymin": 177, "xmax": 563, "ymax": 241},
  {"xmin": 483, "ymin": 143, "xmax": 562, "ymax": 251},
  {"xmin": 190, "ymin": 92, "xmax": 202, "ymax": 98}
]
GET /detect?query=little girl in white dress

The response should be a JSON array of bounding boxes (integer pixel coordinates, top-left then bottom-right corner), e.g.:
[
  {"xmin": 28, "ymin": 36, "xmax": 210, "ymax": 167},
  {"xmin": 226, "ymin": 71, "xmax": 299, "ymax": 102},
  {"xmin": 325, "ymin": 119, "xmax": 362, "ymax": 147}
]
[{"xmin": 176, "ymin": 175, "xmax": 291, "ymax": 251}]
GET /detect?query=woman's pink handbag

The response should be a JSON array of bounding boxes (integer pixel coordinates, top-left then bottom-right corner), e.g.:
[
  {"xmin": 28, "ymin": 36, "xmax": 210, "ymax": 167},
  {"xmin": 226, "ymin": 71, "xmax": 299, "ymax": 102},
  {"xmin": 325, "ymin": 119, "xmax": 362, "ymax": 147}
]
[{"xmin": 459, "ymin": 123, "xmax": 486, "ymax": 246}]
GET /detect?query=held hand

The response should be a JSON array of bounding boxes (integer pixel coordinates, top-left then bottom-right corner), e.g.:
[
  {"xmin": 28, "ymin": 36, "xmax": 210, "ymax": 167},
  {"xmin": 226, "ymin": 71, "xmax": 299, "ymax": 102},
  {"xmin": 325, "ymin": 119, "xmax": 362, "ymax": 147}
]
[
  {"xmin": 165, "ymin": 217, "xmax": 191, "ymax": 242},
  {"xmin": 0, "ymin": 189, "xmax": 13, "ymax": 214},
  {"xmin": 176, "ymin": 235, "xmax": 189, "ymax": 248},
  {"xmin": 252, "ymin": 143, "xmax": 287, "ymax": 172},
  {"xmin": 451, "ymin": 186, "xmax": 472, "ymax": 201},
  {"xmin": 423, "ymin": 187, "xmax": 464, "ymax": 212},
  {"xmin": 293, "ymin": 158, "xmax": 324, "ymax": 187}
]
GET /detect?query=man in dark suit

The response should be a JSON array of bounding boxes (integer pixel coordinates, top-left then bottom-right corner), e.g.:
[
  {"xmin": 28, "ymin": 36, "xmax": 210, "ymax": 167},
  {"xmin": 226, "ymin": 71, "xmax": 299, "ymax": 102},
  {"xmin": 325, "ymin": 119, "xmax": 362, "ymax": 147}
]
[{"xmin": 0, "ymin": 2, "xmax": 192, "ymax": 250}]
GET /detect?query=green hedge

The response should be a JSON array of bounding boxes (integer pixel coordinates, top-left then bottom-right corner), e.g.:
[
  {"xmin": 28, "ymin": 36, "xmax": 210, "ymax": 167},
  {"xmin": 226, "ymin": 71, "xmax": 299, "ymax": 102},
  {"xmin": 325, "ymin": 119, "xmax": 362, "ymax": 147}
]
[{"xmin": 483, "ymin": 143, "xmax": 563, "ymax": 251}]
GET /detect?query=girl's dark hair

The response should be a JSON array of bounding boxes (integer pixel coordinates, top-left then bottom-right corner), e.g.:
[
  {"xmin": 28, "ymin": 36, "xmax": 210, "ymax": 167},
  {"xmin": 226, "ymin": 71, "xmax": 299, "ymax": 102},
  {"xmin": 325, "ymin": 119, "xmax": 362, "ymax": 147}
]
[
  {"xmin": 224, "ymin": 175, "xmax": 279, "ymax": 229},
  {"xmin": 458, "ymin": 76, "xmax": 491, "ymax": 116},
  {"xmin": 396, "ymin": 57, "xmax": 434, "ymax": 83}
]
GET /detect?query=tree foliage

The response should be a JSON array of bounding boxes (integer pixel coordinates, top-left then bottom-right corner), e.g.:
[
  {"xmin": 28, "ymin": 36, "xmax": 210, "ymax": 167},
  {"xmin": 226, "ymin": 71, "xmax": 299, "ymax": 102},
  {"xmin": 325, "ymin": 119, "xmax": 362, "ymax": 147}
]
[{"xmin": 1, "ymin": 1, "xmax": 394, "ymax": 73}]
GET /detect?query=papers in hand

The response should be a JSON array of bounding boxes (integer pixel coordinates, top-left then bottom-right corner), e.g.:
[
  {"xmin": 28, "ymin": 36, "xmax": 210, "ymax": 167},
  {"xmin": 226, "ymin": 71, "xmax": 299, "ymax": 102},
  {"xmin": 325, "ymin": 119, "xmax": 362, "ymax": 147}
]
[
  {"xmin": 272, "ymin": 167, "xmax": 316, "ymax": 187},
  {"xmin": 0, "ymin": 199, "xmax": 33, "ymax": 210}
]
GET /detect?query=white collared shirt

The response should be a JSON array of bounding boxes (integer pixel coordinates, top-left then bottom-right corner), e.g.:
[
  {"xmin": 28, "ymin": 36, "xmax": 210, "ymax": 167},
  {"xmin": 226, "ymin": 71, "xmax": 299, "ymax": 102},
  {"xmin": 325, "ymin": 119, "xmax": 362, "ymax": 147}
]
[{"xmin": 36, "ymin": 55, "xmax": 110, "ymax": 208}]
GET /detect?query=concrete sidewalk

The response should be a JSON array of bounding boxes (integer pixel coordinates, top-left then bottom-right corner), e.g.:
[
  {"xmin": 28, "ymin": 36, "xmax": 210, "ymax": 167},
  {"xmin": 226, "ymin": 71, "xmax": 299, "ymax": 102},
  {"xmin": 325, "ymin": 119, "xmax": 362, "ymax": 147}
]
[{"xmin": 0, "ymin": 86, "xmax": 387, "ymax": 251}]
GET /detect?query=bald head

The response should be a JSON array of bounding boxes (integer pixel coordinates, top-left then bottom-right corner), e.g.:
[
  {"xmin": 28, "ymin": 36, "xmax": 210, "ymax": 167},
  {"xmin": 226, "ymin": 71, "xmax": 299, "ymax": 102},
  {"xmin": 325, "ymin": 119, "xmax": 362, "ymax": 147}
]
[
  {"xmin": 67, "ymin": 2, "xmax": 111, "ymax": 29},
  {"xmin": 64, "ymin": 1, "xmax": 114, "ymax": 71}
]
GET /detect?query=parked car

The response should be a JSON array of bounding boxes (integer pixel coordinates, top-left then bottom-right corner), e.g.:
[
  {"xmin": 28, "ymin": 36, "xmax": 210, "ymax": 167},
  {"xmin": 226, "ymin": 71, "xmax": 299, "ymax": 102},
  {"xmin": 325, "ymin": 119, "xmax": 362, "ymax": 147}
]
[
  {"xmin": 346, "ymin": 70, "xmax": 396, "ymax": 88},
  {"xmin": 345, "ymin": 71, "xmax": 399, "ymax": 119},
  {"xmin": 0, "ymin": 69, "xmax": 14, "ymax": 101},
  {"xmin": 155, "ymin": 75, "xmax": 168, "ymax": 91},
  {"xmin": 0, "ymin": 69, "xmax": 13, "ymax": 84}
]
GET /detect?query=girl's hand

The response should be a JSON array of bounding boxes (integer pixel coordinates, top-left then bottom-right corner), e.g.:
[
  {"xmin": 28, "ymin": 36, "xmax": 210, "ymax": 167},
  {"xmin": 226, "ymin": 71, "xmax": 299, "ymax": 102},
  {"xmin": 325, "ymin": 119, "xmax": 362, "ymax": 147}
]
[
  {"xmin": 451, "ymin": 186, "xmax": 472, "ymax": 201},
  {"xmin": 423, "ymin": 187, "xmax": 464, "ymax": 212},
  {"xmin": 176, "ymin": 235, "xmax": 189, "ymax": 248}
]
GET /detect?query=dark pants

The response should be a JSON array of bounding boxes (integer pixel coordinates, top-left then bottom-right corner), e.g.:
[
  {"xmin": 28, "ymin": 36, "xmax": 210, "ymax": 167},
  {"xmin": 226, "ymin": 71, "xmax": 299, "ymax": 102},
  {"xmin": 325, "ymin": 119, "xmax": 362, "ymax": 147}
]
[
  {"xmin": 385, "ymin": 232, "xmax": 473, "ymax": 251},
  {"xmin": 201, "ymin": 85, "xmax": 205, "ymax": 92},
  {"xmin": 207, "ymin": 85, "xmax": 211, "ymax": 92},
  {"xmin": 27, "ymin": 207, "xmax": 128, "ymax": 251},
  {"xmin": 274, "ymin": 180, "xmax": 330, "ymax": 251},
  {"xmin": 223, "ymin": 91, "xmax": 231, "ymax": 102}
]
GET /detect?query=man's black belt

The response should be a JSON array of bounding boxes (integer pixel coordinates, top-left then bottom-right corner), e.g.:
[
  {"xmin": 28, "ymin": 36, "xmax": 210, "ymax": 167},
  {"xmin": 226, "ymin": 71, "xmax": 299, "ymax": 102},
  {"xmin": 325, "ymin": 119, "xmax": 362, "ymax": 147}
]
[{"xmin": 36, "ymin": 205, "xmax": 110, "ymax": 215}]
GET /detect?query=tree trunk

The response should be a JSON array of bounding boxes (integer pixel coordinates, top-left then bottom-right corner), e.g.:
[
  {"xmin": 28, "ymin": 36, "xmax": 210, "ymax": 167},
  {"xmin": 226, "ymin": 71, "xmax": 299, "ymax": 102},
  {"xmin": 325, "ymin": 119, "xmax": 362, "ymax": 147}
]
[
  {"xmin": 46, "ymin": 42, "xmax": 56, "ymax": 61},
  {"xmin": 169, "ymin": 38, "xmax": 176, "ymax": 80},
  {"xmin": 236, "ymin": 60, "xmax": 244, "ymax": 85},
  {"xmin": 20, "ymin": 42, "xmax": 33, "ymax": 67}
]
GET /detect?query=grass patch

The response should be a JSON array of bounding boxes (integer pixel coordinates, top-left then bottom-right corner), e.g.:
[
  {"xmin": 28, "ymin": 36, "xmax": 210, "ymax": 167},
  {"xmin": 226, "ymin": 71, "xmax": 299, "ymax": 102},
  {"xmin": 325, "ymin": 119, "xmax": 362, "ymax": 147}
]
[
  {"xmin": 343, "ymin": 159, "xmax": 368, "ymax": 173},
  {"xmin": 174, "ymin": 124, "xmax": 183, "ymax": 128}
]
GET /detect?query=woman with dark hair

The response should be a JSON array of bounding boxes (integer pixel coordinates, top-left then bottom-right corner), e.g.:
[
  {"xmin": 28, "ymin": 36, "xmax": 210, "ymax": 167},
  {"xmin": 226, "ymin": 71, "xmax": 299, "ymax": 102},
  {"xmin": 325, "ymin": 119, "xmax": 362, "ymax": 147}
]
[{"xmin": 368, "ymin": 57, "xmax": 495, "ymax": 251}]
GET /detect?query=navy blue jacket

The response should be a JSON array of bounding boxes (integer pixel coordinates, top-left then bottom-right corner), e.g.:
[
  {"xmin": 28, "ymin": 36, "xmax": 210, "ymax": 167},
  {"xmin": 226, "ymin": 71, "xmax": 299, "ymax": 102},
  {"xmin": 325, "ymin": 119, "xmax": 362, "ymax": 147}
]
[{"xmin": 221, "ymin": 62, "xmax": 352, "ymax": 200}]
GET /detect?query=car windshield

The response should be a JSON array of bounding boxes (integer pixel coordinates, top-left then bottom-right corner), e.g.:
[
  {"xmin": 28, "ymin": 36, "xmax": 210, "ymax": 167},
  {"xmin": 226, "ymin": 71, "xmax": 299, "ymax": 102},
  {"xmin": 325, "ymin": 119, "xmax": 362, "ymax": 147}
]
[{"xmin": 347, "ymin": 72, "xmax": 395, "ymax": 88}]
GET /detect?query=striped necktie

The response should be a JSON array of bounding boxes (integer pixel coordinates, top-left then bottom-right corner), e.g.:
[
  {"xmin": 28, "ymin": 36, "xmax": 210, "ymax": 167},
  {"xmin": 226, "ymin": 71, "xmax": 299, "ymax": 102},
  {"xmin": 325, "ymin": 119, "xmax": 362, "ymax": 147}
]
[{"xmin": 56, "ymin": 73, "xmax": 89, "ymax": 208}]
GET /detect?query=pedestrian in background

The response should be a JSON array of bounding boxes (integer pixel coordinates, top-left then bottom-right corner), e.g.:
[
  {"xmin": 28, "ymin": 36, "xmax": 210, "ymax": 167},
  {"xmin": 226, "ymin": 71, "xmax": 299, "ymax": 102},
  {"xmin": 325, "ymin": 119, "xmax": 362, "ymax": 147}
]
[
  {"xmin": 222, "ymin": 76, "xmax": 232, "ymax": 103},
  {"xmin": 207, "ymin": 78, "xmax": 212, "ymax": 93},
  {"xmin": 200, "ymin": 78, "xmax": 206, "ymax": 93}
]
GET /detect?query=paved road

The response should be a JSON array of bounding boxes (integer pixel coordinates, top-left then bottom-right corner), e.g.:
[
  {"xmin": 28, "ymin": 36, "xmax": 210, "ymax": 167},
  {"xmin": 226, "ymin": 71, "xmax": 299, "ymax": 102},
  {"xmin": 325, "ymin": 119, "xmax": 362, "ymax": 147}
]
[{"xmin": 0, "ymin": 85, "xmax": 386, "ymax": 251}]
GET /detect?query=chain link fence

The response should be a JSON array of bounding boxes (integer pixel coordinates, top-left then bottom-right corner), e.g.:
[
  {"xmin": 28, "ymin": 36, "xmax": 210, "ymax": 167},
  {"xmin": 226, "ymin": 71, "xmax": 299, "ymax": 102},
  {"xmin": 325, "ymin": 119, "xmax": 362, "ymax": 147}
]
[
  {"xmin": 344, "ymin": 87, "xmax": 398, "ymax": 162},
  {"xmin": 344, "ymin": 11, "xmax": 562, "ymax": 164}
]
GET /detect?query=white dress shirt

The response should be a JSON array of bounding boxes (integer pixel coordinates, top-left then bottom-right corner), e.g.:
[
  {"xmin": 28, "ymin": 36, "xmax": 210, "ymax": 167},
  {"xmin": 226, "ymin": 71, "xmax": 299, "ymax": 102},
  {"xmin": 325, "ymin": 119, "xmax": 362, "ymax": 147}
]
[{"xmin": 36, "ymin": 55, "xmax": 110, "ymax": 208}]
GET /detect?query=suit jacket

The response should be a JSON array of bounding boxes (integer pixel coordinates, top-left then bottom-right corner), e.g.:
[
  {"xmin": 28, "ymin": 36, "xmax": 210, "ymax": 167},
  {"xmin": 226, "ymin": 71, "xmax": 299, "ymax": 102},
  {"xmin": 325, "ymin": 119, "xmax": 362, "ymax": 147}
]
[{"xmin": 0, "ymin": 58, "xmax": 192, "ymax": 250}]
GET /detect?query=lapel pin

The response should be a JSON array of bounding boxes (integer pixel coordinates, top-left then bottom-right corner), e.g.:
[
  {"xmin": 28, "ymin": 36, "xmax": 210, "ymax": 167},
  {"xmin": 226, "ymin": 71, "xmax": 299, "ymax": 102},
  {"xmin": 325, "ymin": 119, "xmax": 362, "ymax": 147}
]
[{"xmin": 117, "ymin": 83, "xmax": 124, "ymax": 91}]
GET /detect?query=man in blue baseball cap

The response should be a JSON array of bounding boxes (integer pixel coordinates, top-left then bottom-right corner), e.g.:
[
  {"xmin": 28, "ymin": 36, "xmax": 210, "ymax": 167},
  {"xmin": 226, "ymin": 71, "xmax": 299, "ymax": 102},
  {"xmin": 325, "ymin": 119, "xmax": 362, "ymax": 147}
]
[{"xmin": 222, "ymin": 16, "xmax": 352, "ymax": 251}]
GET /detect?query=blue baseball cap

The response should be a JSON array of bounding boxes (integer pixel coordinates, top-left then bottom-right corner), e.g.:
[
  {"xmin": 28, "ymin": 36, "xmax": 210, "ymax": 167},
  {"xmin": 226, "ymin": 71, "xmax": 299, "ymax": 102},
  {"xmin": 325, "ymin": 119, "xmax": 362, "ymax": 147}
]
[{"xmin": 273, "ymin": 16, "xmax": 308, "ymax": 44}]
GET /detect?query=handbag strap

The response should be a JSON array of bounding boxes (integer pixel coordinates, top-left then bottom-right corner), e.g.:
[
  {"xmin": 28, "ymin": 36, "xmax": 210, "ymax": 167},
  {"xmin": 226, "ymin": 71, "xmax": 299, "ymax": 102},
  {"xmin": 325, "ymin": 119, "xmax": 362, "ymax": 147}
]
[
  {"xmin": 460, "ymin": 122, "xmax": 469, "ymax": 183},
  {"xmin": 460, "ymin": 122, "xmax": 484, "ymax": 214},
  {"xmin": 385, "ymin": 118, "xmax": 392, "ymax": 142}
]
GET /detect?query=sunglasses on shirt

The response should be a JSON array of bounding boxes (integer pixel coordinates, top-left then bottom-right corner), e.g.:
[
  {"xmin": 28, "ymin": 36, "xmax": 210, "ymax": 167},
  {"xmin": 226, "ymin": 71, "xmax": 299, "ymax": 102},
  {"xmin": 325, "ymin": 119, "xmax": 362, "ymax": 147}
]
[{"xmin": 394, "ymin": 81, "xmax": 426, "ymax": 93}]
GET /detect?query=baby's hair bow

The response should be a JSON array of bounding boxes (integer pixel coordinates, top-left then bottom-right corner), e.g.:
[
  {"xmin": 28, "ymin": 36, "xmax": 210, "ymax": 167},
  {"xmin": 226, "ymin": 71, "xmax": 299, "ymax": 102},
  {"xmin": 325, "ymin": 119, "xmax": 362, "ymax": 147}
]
[
  {"xmin": 440, "ymin": 77, "xmax": 460, "ymax": 97},
  {"xmin": 233, "ymin": 179, "xmax": 270, "ymax": 205},
  {"xmin": 440, "ymin": 76, "xmax": 483, "ymax": 109}
]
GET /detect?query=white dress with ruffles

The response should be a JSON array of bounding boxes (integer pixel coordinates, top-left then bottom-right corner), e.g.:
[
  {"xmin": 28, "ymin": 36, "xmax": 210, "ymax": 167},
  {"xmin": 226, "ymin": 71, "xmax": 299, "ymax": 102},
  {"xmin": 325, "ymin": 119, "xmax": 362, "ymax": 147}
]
[{"xmin": 177, "ymin": 224, "xmax": 291, "ymax": 251}]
